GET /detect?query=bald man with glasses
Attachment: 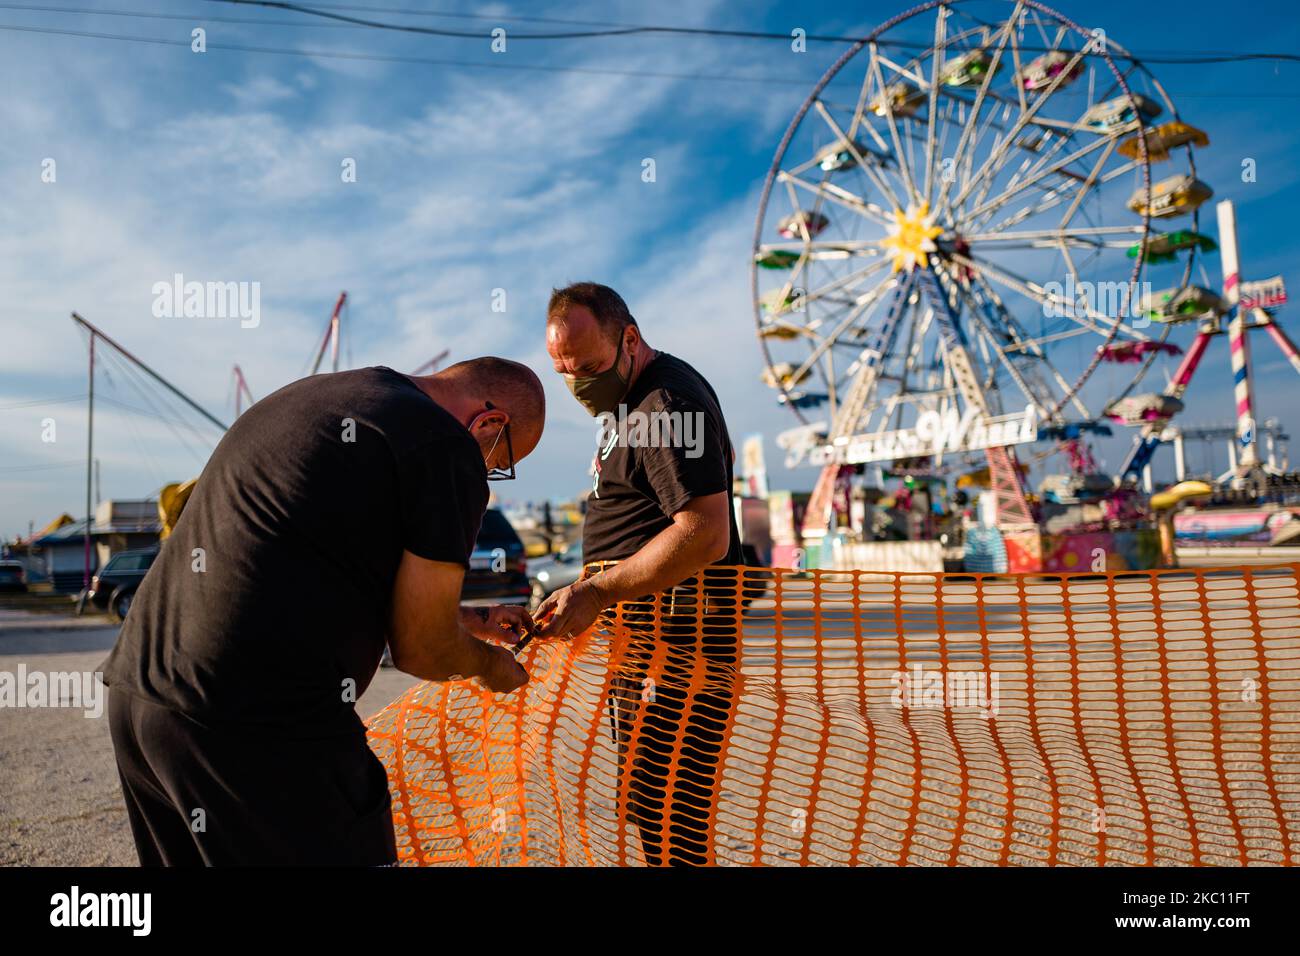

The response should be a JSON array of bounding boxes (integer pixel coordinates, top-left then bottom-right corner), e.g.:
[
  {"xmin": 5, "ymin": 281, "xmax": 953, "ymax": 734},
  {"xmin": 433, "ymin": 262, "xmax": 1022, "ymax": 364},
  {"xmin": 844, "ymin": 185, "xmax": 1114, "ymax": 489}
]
[{"xmin": 103, "ymin": 357, "xmax": 544, "ymax": 866}]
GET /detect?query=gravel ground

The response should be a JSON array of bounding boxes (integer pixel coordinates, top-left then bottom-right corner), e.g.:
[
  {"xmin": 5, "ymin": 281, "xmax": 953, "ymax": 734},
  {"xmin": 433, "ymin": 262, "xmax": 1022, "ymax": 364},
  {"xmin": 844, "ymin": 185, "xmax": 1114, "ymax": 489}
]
[{"xmin": 0, "ymin": 610, "xmax": 418, "ymax": 866}]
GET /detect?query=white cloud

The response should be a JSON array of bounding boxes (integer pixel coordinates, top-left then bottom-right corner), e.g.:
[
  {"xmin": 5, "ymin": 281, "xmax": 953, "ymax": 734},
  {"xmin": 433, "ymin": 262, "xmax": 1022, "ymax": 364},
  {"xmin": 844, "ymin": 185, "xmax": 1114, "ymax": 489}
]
[
  {"xmin": 222, "ymin": 75, "xmax": 299, "ymax": 107},
  {"xmin": 0, "ymin": 0, "xmax": 787, "ymax": 531}
]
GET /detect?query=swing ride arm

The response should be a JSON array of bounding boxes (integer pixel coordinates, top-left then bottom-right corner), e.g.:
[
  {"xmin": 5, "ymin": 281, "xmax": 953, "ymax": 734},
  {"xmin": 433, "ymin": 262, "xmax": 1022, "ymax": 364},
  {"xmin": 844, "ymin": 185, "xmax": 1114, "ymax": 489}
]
[{"xmin": 1119, "ymin": 328, "xmax": 1214, "ymax": 483}]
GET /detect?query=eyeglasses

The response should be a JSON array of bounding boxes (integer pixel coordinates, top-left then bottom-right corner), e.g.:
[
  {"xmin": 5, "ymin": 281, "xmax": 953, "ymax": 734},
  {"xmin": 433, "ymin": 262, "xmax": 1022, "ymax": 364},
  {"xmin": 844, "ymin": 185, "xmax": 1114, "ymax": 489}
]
[{"xmin": 483, "ymin": 401, "xmax": 516, "ymax": 481}]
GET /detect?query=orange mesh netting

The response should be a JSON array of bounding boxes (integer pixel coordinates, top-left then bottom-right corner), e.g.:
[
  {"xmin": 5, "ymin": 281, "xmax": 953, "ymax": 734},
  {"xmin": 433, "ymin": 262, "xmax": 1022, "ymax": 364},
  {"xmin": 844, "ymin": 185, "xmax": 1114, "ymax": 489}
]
[{"xmin": 365, "ymin": 565, "xmax": 1300, "ymax": 866}]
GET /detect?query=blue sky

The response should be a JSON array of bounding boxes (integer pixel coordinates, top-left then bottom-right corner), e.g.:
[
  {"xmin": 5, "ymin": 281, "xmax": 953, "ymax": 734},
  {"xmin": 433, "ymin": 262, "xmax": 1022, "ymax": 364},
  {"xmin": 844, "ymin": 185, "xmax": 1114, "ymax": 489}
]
[{"xmin": 2, "ymin": 0, "xmax": 1300, "ymax": 539}]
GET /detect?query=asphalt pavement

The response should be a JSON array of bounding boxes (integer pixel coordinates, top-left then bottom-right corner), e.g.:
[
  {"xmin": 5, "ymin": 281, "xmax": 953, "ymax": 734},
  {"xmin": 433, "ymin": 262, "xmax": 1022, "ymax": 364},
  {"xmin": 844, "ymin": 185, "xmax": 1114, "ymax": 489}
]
[{"xmin": 0, "ymin": 610, "xmax": 418, "ymax": 866}]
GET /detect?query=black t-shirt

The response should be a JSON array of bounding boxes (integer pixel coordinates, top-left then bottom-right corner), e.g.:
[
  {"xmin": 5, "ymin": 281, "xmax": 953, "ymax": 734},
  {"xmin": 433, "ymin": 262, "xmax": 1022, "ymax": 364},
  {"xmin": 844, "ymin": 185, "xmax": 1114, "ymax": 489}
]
[
  {"xmin": 582, "ymin": 352, "xmax": 743, "ymax": 565},
  {"xmin": 100, "ymin": 366, "xmax": 488, "ymax": 738}
]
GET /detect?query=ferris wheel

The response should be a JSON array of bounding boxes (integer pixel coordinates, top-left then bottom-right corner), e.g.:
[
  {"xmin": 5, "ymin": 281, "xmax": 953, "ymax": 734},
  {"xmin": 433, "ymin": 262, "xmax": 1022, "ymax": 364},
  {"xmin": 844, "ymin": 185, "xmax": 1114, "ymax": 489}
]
[{"xmin": 751, "ymin": 0, "xmax": 1212, "ymax": 534}]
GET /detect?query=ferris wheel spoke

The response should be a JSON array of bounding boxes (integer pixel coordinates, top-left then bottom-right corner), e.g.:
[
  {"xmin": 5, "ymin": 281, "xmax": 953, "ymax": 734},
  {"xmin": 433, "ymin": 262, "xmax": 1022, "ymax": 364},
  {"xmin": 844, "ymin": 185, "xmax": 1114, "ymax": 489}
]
[
  {"xmin": 963, "ymin": 224, "xmax": 1144, "ymax": 244},
  {"xmin": 765, "ymin": 259, "xmax": 893, "ymax": 334},
  {"xmin": 897, "ymin": 301, "xmax": 935, "ymax": 397},
  {"xmin": 963, "ymin": 121, "xmax": 1090, "ymax": 233},
  {"xmin": 957, "ymin": 100, "xmax": 1013, "ymax": 216},
  {"xmin": 786, "ymin": 276, "xmax": 897, "ymax": 387},
  {"xmin": 785, "ymin": 153, "xmax": 831, "ymax": 179},
  {"xmin": 872, "ymin": 295, "xmax": 938, "ymax": 433},
  {"xmin": 798, "ymin": 257, "xmax": 895, "ymax": 310},
  {"xmin": 957, "ymin": 250, "xmax": 1148, "ymax": 342},
  {"xmin": 943, "ymin": 89, "xmax": 1018, "ymax": 224},
  {"xmin": 1093, "ymin": 57, "xmax": 1143, "ymax": 110},
  {"xmin": 905, "ymin": 115, "xmax": 926, "ymax": 204},
  {"xmin": 779, "ymin": 169, "xmax": 894, "ymax": 229},
  {"xmin": 933, "ymin": 77, "xmax": 1091, "ymax": 136},
  {"xmin": 958, "ymin": 38, "xmax": 1067, "ymax": 222},
  {"xmin": 921, "ymin": 5, "xmax": 950, "ymax": 206},
  {"xmin": 845, "ymin": 54, "xmax": 875, "ymax": 144},
  {"xmin": 868, "ymin": 48, "xmax": 932, "ymax": 203},
  {"xmin": 846, "ymin": 45, "xmax": 900, "ymax": 158},
  {"xmin": 875, "ymin": 50, "xmax": 931, "ymax": 90},
  {"xmin": 778, "ymin": 176, "xmax": 824, "ymax": 248},
  {"xmin": 960, "ymin": 252, "xmax": 1120, "ymax": 344},
  {"xmin": 1003, "ymin": 95, "xmax": 1128, "ymax": 192},
  {"xmin": 760, "ymin": 239, "xmax": 884, "ymax": 253},
  {"xmin": 968, "ymin": 146, "xmax": 1109, "ymax": 234},
  {"xmin": 1054, "ymin": 240, "xmax": 1094, "ymax": 325},
  {"xmin": 962, "ymin": 126, "xmax": 1101, "ymax": 224},
  {"xmin": 951, "ymin": 34, "xmax": 1092, "ymax": 214},
  {"xmin": 865, "ymin": 42, "xmax": 920, "ymax": 204},
  {"xmin": 965, "ymin": 266, "xmax": 1093, "ymax": 420},
  {"xmin": 769, "ymin": 179, "xmax": 821, "ymax": 300},
  {"xmin": 978, "ymin": 158, "xmax": 1137, "ymax": 235},
  {"xmin": 933, "ymin": 6, "xmax": 1020, "ymax": 222},
  {"xmin": 1056, "ymin": 138, "xmax": 1118, "ymax": 228},
  {"xmin": 811, "ymin": 99, "xmax": 907, "ymax": 213},
  {"xmin": 933, "ymin": 95, "xmax": 962, "ymax": 180},
  {"xmin": 949, "ymin": 281, "xmax": 1049, "ymax": 417}
]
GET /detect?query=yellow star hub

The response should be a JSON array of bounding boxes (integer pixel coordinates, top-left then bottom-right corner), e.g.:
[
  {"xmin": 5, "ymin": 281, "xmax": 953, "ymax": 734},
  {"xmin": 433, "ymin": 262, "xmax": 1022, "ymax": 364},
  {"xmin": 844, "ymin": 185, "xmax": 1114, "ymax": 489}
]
[{"xmin": 880, "ymin": 202, "xmax": 944, "ymax": 272}]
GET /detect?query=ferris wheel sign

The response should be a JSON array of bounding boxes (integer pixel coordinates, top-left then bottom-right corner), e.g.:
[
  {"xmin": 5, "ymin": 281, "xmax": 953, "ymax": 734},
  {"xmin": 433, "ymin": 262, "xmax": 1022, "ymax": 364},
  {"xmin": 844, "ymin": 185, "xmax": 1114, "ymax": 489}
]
[
  {"xmin": 1238, "ymin": 276, "xmax": 1287, "ymax": 311},
  {"xmin": 810, "ymin": 404, "xmax": 1039, "ymax": 466}
]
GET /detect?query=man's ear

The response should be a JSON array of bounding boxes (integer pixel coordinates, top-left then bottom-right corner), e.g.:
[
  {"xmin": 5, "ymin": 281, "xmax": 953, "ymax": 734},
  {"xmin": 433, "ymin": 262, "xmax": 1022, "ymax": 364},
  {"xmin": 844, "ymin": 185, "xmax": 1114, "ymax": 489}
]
[
  {"xmin": 470, "ymin": 408, "xmax": 509, "ymax": 437},
  {"xmin": 622, "ymin": 323, "xmax": 641, "ymax": 355}
]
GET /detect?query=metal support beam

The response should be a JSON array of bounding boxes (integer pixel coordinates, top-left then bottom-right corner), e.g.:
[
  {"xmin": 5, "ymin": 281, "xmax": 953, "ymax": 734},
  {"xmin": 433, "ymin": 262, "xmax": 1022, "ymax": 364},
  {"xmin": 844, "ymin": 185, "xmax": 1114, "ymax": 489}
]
[{"xmin": 1217, "ymin": 200, "xmax": 1261, "ymax": 473}]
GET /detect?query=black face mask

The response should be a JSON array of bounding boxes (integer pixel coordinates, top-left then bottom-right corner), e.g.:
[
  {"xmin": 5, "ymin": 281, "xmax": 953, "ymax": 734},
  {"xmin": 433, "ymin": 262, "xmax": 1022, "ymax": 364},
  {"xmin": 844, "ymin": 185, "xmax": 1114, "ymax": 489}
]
[{"xmin": 565, "ymin": 336, "xmax": 630, "ymax": 417}]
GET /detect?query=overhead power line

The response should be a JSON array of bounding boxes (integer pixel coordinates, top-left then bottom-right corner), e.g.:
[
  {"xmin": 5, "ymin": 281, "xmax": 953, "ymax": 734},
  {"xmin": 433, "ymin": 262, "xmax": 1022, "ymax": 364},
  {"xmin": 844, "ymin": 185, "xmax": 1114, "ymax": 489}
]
[
  {"xmin": 0, "ymin": 20, "xmax": 820, "ymax": 86},
  {"xmin": 0, "ymin": 459, "xmax": 83, "ymax": 473},
  {"xmin": 0, "ymin": 2, "xmax": 361, "ymax": 29},
  {"xmin": 3, "ymin": 17, "xmax": 1298, "ymax": 96},
  {"xmin": 3, "ymin": 2, "xmax": 1299, "ymax": 65},
  {"xmin": 0, "ymin": 395, "xmax": 85, "ymax": 410},
  {"xmin": 205, "ymin": 0, "xmax": 1300, "ymax": 63},
  {"xmin": 207, "ymin": 0, "xmax": 865, "ymax": 42}
]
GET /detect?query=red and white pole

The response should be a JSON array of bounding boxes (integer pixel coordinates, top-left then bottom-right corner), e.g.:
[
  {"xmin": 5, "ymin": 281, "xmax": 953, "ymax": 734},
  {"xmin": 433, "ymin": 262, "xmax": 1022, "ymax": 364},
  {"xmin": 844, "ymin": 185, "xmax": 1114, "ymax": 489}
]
[{"xmin": 1217, "ymin": 200, "xmax": 1260, "ymax": 472}]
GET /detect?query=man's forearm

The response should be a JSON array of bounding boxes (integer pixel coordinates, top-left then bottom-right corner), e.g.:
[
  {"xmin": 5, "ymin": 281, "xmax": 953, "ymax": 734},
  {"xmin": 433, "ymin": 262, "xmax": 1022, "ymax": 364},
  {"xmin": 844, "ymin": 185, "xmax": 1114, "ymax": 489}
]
[
  {"xmin": 588, "ymin": 520, "xmax": 721, "ymax": 606},
  {"xmin": 393, "ymin": 625, "xmax": 491, "ymax": 682},
  {"xmin": 458, "ymin": 605, "xmax": 489, "ymax": 631}
]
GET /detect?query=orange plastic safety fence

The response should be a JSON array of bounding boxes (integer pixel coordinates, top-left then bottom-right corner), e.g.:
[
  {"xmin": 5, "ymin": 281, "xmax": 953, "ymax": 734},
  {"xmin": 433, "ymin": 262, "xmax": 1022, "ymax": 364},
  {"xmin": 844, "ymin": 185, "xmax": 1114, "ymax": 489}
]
[{"xmin": 365, "ymin": 565, "xmax": 1300, "ymax": 866}]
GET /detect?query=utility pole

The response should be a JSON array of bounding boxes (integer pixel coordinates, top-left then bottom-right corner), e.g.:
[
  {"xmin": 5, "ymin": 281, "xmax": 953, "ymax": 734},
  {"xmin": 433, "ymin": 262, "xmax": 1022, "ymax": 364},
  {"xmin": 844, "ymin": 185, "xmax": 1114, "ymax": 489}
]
[
  {"xmin": 71, "ymin": 311, "xmax": 229, "ymax": 591},
  {"xmin": 72, "ymin": 314, "xmax": 228, "ymax": 432},
  {"xmin": 84, "ymin": 330, "xmax": 95, "ymax": 591}
]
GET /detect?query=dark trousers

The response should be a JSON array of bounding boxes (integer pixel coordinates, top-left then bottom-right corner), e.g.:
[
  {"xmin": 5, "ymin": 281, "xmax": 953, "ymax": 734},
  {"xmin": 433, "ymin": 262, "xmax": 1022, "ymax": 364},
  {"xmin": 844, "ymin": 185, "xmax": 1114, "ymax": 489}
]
[
  {"xmin": 605, "ymin": 585, "xmax": 739, "ymax": 867},
  {"xmin": 108, "ymin": 688, "xmax": 396, "ymax": 866}
]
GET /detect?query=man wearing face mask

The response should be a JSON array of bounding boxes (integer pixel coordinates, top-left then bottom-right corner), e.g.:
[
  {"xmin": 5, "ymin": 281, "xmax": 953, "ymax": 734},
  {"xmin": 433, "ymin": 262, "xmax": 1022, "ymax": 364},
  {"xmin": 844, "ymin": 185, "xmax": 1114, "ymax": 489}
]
[
  {"xmin": 102, "ymin": 358, "xmax": 543, "ymax": 865},
  {"xmin": 537, "ymin": 282, "xmax": 743, "ymax": 866}
]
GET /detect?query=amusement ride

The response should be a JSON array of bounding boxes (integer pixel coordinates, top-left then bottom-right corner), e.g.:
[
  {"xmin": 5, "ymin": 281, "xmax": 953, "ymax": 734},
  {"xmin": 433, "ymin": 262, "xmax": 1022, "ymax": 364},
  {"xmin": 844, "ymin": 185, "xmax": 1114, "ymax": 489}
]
[{"xmin": 751, "ymin": 0, "xmax": 1293, "ymax": 570}]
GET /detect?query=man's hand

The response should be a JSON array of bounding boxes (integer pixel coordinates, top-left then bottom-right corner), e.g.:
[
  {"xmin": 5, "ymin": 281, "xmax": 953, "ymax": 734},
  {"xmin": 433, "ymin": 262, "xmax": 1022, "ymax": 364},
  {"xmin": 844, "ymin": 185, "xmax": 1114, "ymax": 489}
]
[
  {"xmin": 390, "ymin": 551, "xmax": 530, "ymax": 693},
  {"xmin": 461, "ymin": 605, "xmax": 533, "ymax": 644},
  {"xmin": 535, "ymin": 577, "xmax": 608, "ymax": 640},
  {"xmin": 475, "ymin": 644, "xmax": 529, "ymax": 694}
]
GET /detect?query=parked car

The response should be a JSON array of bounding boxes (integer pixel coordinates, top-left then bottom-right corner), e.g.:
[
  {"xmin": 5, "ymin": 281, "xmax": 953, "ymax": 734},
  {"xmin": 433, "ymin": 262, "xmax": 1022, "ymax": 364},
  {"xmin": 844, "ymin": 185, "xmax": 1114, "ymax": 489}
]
[
  {"xmin": 526, "ymin": 538, "xmax": 583, "ymax": 611},
  {"xmin": 463, "ymin": 508, "xmax": 532, "ymax": 606},
  {"xmin": 83, "ymin": 546, "xmax": 158, "ymax": 621},
  {"xmin": 0, "ymin": 560, "xmax": 27, "ymax": 593}
]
